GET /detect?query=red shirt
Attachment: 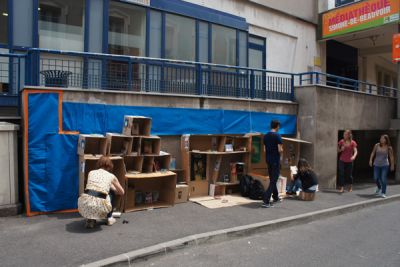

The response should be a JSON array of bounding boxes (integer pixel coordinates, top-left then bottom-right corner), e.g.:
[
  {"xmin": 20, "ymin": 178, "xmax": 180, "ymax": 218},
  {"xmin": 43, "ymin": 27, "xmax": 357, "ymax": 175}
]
[{"xmin": 338, "ymin": 140, "xmax": 357, "ymax": 163}]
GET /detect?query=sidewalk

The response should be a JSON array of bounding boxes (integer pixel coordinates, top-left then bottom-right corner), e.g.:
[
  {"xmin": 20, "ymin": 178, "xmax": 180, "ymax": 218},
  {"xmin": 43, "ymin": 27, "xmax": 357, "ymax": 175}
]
[{"xmin": 1, "ymin": 184, "xmax": 399, "ymax": 267}]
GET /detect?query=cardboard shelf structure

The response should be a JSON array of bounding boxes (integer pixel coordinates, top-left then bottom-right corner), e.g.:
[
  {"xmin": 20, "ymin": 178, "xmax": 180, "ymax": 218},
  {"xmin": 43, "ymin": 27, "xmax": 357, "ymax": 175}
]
[
  {"xmin": 181, "ymin": 134, "xmax": 250, "ymax": 198},
  {"xmin": 78, "ymin": 115, "xmax": 184, "ymax": 215}
]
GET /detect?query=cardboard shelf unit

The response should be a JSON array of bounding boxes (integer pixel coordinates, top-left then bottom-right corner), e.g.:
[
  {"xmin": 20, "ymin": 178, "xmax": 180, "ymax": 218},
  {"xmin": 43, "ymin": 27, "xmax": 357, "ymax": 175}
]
[{"xmin": 181, "ymin": 134, "xmax": 251, "ymax": 198}]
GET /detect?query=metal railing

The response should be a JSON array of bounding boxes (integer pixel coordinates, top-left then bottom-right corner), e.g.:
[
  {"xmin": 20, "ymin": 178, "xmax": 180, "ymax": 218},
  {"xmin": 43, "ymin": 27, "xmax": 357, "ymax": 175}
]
[
  {"xmin": 1, "ymin": 49, "xmax": 399, "ymax": 110},
  {"xmin": 28, "ymin": 48, "xmax": 294, "ymax": 101},
  {"xmin": 0, "ymin": 53, "xmax": 23, "ymax": 107},
  {"xmin": 298, "ymin": 72, "xmax": 398, "ymax": 98}
]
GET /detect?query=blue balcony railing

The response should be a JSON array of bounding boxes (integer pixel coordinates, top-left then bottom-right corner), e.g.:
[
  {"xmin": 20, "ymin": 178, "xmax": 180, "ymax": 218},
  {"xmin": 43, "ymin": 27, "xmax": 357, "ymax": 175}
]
[
  {"xmin": 29, "ymin": 48, "xmax": 295, "ymax": 101},
  {"xmin": 299, "ymin": 72, "xmax": 398, "ymax": 98}
]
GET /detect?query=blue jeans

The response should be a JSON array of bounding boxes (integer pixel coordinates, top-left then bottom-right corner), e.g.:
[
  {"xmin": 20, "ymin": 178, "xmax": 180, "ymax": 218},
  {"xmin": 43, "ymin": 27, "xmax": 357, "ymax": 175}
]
[
  {"xmin": 287, "ymin": 179, "xmax": 302, "ymax": 193},
  {"xmin": 338, "ymin": 161, "xmax": 353, "ymax": 187},
  {"xmin": 263, "ymin": 162, "xmax": 280, "ymax": 204},
  {"xmin": 287, "ymin": 179, "xmax": 316, "ymax": 193},
  {"xmin": 374, "ymin": 165, "xmax": 389, "ymax": 194}
]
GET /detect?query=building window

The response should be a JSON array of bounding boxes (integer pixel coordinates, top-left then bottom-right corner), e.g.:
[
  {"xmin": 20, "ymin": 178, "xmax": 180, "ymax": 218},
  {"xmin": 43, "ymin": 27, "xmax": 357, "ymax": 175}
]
[
  {"xmin": 198, "ymin": 22, "xmax": 209, "ymax": 63},
  {"xmin": 0, "ymin": 0, "xmax": 8, "ymax": 45},
  {"xmin": 108, "ymin": 2, "xmax": 146, "ymax": 56},
  {"xmin": 149, "ymin": 10, "xmax": 162, "ymax": 58},
  {"xmin": 165, "ymin": 14, "xmax": 195, "ymax": 61},
  {"xmin": 212, "ymin": 25, "xmax": 236, "ymax": 66},
  {"xmin": 38, "ymin": 0, "xmax": 85, "ymax": 51},
  {"xmin": 238, "ymin": 31, "xmax": 247, "ymax": 67}
]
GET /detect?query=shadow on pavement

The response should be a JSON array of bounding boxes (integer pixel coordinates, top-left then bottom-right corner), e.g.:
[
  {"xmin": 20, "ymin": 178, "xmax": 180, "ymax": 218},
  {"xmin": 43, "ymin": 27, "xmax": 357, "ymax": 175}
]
[
  {"xmin": 47, "ymin": 213, "xmax": 81, "ymax": 220},
  {"xmin": 356, "ymin": 194, "xmax": 378, "ymax": 199},
  {"xmin": 65, "ymin": 220, "xmax": 103, "ymax": 234}
]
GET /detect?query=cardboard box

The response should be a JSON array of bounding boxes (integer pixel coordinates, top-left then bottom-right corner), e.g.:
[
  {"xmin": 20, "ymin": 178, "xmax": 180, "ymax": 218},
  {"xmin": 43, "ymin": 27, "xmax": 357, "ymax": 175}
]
[
  {"xmin": 141, "ymin": 136, "xmax": 161, "ymax": 155},
  {"xmin": 189, "ymin": 180, "xmax": 209, "ymax": 198},
  {"xmin": 124, "ymin": 171, "xmax": 176, "ymax": 212},
  {"xmin": 130, "ymin": 137, "xmax": 142, "ymax": 155},
  {"xmin": 299, "ymin": 191, "xmax": 315, "ymax": 201},
  {"xmin": 277, "ymin": 176, "xmax": 287, "ymax": 195},
  {"xmin": 122, "ymin": 116, "xmax": 152, "ymax": 136},
  {"xmin": 77, "ymin": 134, "xmax": 107, "ymax": 156},
  {"xmin": 106, "ymin": 133, "xmax": 133, "ymax": 156},
  {"xmin": 175, "ymin": 184, "xmax": 189, "ymax": 204}
]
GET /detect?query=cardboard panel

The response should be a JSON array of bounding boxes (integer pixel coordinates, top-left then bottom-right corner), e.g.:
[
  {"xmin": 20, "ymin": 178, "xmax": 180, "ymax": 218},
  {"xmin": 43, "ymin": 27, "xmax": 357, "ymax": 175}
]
[
  {"xmin": 78, "ymin": 155, "xmax": 100, "ymax": 195},
  {"xmin": 106, "ymin": 133, "xmax": 133, "ymax": 156},
  {"xmin": 110, "ymin": 157, "xmax": 126, "ymax": 212},
  {"xmin": 122, "ymin": 116, "xmax": 152, "ymax": 136},
  {"xmin": 142, "ymin": 156, "xmax": 155, "ymax": 173},
  {"xmin": 175, "ymin": 184, "xmax": 189, "ymax": 204},
  {"xmin": 77, "ymin": 134, "xmax": 107, "ymax": 156}
]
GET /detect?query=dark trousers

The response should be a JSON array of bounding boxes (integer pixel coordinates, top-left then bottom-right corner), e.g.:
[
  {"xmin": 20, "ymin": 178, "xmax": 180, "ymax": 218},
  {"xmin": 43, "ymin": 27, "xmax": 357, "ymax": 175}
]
[
  {"xmin": 107, "ymin": 191, "xmax": 114, "ymax": 218},
  {"xmin": 263, "ymin": 162, "xmax": 280, "ymax": 204},
  {"xmin": 338, "ymin": 161, "xmax": 353, "ymax": 187}
]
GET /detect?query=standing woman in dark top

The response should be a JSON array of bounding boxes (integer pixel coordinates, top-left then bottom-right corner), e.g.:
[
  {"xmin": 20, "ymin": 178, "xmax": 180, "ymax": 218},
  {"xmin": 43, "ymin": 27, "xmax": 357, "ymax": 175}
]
[
  {"xmin": 290, "ymin": 158, "xmax": 319, "ymax": 193},
  {"xmin": 369, "ymin": 134, "xmax": 395, "ymax": 198},
  {"xmin": 338, "ymin": 130, "xmax": 358, "ymax": 193},
  {"xmin": 262, "ymin": 120, "xmax": 283, "ymax": 208}
]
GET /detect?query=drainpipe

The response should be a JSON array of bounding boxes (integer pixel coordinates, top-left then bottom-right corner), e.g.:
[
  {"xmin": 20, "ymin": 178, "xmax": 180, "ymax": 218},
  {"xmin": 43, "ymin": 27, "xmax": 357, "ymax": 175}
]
[{"xmin": 396, "ymin": 62, "xmax": 400, "ymax": 182}]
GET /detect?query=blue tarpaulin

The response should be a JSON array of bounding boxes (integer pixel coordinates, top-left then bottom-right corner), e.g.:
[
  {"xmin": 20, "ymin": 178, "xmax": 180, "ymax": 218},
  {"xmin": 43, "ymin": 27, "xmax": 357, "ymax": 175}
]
[{"xmin": 27, "ymin": 93, "xmax": 296, "ymax": 213}]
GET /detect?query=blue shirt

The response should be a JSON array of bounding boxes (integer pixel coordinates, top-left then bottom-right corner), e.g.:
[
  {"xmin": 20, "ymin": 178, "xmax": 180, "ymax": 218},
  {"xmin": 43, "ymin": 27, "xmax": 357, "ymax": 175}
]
[{"xmin": 264, "ymin": 131, "xmax": 282, "ymax": 164}]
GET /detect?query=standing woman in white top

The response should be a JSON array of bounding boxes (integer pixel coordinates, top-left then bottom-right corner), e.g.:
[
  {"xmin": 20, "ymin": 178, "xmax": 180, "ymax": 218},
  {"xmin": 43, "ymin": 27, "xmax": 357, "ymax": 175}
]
[
  {"xmin": 369, "ymin": 135, "xmax": 395, "ymax": 198},
  {"xmin": 78, "ymin": 156, "xmax": 125, "ymax": 228}
]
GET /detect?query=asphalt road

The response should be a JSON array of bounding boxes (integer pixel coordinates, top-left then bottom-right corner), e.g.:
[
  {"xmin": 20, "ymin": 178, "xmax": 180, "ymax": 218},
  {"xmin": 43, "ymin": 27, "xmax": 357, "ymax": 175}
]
[{"xmin": 137, "ymin": 201, "xmax": 400, "ymax": 267}]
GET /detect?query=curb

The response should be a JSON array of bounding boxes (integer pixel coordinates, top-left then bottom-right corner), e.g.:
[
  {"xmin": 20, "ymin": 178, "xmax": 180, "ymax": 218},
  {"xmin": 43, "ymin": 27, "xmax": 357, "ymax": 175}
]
[{"xmin": 82, "ymin": 194, "xmax": 400, "ymax": 267}]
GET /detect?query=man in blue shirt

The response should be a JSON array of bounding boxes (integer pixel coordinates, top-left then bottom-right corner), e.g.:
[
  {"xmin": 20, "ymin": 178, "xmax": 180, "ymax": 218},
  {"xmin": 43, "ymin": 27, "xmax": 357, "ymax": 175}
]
[{"xmin": 262, "ymin": 120, "xmax": 283, "ymax": 208}]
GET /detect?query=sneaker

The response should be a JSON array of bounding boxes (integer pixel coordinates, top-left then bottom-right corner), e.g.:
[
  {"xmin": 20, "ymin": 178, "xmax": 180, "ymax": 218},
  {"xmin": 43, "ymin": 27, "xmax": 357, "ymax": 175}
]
[
  {"xmin": 380, "ymin": 194, "xmax": 387, "ymax": 198},
  {"xmin": 375, "ymin": 188, "xmax": 381, "ymax": 195},
  {"xmin": 261, "ymin": 202, "xmax": 274, "ymax": 208},
  {"xmin": 107, "ymin": 217, "xmax": 117, "ymax": 226},
  {"xmin": 273, "ymin": 197, "xmax": 283, "ymax": 203}
]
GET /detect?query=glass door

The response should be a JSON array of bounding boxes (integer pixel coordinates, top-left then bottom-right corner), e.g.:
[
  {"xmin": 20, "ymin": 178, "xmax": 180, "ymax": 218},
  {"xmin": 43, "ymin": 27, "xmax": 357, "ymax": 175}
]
[{"xmin": 248, "ymin": 35, "xmax": 266, "ymax": 98}]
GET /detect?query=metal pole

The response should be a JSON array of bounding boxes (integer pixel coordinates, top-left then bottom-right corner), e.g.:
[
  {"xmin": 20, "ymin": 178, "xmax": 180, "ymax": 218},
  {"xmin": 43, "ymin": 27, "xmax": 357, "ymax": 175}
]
[{"xmin": 396, "ymin": 62, "xmax": 400, "ymax": 182}]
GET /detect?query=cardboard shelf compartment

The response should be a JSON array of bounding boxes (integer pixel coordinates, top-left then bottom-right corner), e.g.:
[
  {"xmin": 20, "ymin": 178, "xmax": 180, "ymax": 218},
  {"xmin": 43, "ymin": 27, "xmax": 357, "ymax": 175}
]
[
  {"xmin": 106, "ymin": 133, "xmax": 133, "ymax": 156},
  {"xmin": 141, "ymin": 136, "xmax": 161, "ymax": 155}
]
